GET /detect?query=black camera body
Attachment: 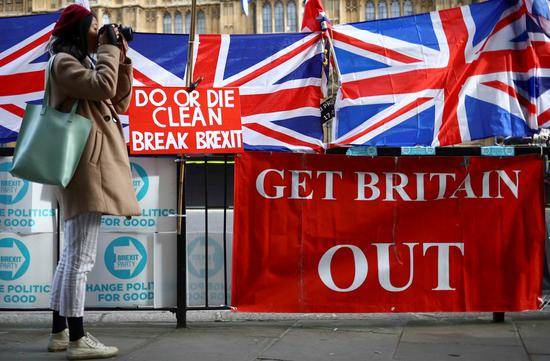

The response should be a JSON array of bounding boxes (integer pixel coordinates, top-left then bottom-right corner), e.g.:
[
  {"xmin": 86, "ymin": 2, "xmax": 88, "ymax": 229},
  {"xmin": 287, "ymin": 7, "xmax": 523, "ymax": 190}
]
[
  {"xmin": 98, "ymin": 24, "xmax": 134, "ymax": 45},
  {"xmin": 118, "ymin": 25, "xmax": 134, "ymax": 42}
]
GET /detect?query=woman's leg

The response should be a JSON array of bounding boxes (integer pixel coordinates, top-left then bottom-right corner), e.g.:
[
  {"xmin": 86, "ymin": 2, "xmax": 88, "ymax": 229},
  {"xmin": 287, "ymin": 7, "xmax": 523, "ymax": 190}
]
[
  {"xmin": 58, "ymin": 212, "xmax": 118, "ymax": 359},
  {"xmin": 50, "ymin": 239, "xmax": 68, "ymax": 333},
  {"xmin": 58, "ymin": 212, "xmax": 102, "ymax": 340}
]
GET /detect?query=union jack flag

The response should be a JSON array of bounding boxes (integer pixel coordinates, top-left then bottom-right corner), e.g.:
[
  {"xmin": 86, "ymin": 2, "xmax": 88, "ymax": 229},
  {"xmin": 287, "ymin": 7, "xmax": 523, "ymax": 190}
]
[
  {"xmin": 0, "ymin": 13, "xmax": 57, "ymax": 143},
  {"xmin": 0, "ymin": 13, "xmax": 325, "ymax": 152},
  {"xmin": 191, "ymin": 33, "xmax": 324, "ymax": 152},
  {"xmin": 331, "ymin": 0, "xmax": 550, "ymax": 147}
]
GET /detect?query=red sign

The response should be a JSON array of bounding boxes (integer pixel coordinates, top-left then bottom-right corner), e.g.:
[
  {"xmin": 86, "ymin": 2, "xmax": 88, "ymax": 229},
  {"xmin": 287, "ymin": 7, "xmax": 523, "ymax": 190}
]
[
  {"xmin": 129, "ymin": 87, "xmax": 243, "ymax": 154},
  {"xmin": 233, "ymin": 152, "xmax": 545, "ymax": 313}
]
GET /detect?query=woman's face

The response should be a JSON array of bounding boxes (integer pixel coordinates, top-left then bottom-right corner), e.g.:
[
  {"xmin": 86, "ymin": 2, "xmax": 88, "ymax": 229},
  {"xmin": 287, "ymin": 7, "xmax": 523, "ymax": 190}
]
[{"xmin": 87, "ymin": 17, "xmax": 99, "ymax": 54}]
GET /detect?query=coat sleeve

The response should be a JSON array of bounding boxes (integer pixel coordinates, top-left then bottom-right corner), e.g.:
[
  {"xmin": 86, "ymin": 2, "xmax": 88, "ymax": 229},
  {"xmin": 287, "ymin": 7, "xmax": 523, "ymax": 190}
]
[
  {"xmin": 111, "ymin": 58, "xmax": 133, "ymax": 114},
  {"xmin": 52, "ymin": 44, "xmax": 121, "ymax": 101}
]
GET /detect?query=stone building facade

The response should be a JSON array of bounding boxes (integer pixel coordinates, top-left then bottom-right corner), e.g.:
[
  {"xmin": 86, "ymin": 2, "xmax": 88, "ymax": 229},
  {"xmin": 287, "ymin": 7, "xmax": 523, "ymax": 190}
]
[{"xmin": 1, "ymin": 0, "xmax": 474, "ymax": 34}]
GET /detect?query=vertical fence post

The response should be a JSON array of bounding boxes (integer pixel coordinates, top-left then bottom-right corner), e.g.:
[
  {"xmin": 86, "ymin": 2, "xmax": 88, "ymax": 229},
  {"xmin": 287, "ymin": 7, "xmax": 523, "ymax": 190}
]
[
  {"xmin": 222, "ymin": 155, "xmax": 228, "ymax": 306},
  {"xmin": 204, "ymin": 156, "xmax": 209, "ymax": 308},
  {"xmin": 176, "ymin": 159, "xmax": 187, "ymax": 328},
  {"xmin": 493, "ymin": 312, "xmax": 505, "ymax": 323}
]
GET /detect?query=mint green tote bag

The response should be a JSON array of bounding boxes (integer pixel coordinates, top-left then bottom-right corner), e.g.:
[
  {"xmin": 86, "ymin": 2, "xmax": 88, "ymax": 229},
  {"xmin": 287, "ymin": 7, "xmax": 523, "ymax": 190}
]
[{"xmin": 10, "ymin": 55, "xmax": 92, "ymax": 188}]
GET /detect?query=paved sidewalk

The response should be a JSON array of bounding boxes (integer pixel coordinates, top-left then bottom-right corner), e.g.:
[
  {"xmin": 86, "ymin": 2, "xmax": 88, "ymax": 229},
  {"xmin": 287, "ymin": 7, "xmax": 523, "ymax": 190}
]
[{"xmin": 1, "ymin": 311, "xmax": 550, "ymax": 361}]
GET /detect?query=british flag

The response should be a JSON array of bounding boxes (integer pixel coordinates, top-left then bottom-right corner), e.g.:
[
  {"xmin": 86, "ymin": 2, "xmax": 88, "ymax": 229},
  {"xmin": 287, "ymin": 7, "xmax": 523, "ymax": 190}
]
[
  {"xmin": 191, "ymin": 33, "xmax": 324, "ymax": 152},
  {"xmin": 330, "ymin": 0, "xmax": 550, "ymax": 147},
  {"xmin": 0, "ymin": 13, "xmax": 325, "ymax": 152},
  {"xmin": 0, "ymin": 13, "xmax": 57, "ymax": 143}
]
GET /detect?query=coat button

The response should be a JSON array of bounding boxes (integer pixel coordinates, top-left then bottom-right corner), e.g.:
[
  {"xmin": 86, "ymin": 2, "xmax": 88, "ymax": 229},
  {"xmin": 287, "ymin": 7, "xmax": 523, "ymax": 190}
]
[{"xmin": 104, "ymin": 115, "xmax": 111, "ymax": 122}]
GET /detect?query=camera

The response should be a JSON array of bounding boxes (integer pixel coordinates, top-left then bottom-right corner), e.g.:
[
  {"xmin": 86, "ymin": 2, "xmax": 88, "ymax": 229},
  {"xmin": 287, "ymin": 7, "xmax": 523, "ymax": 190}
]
[
  {"xmin": 98, "ymin": 24, "xmax": 134, "ymax": 45},
  {"xmin": 118, "ymin": 25, "xmax": 134, "ymax": 42}
]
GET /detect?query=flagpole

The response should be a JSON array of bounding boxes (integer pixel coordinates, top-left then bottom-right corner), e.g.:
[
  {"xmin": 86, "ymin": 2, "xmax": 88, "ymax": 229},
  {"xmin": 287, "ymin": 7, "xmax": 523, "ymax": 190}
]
[
  {"xmin": 177, "ymin": 0, "xmax": 198, "ymax": 236},
  {"xmin": 324, "ymin": 28, "xmax": 342, "ymax": 89},
  {"xmin": 320, "ymin": 21, "xmax": 342, "ymax": 145},
  {"xmin": 185, "ymin": 0, "xmax": 198, "ymax": 87}
]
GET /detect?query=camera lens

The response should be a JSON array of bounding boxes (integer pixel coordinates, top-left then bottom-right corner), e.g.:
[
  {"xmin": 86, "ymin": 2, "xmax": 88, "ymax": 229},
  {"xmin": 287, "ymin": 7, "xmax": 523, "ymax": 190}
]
[{"xmin": 119, "ymin": 26, "xmax": 133, "ymax": 42}]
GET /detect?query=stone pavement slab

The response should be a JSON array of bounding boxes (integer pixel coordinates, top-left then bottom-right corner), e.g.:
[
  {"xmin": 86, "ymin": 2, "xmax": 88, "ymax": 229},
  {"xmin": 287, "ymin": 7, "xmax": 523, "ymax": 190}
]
[
  {"xmin": 0, "ymin": 311, "xmax": 549, "ymax": 361},
  {"xmin": 514, "ymin": 319, "xmax": 550, "ymax": 355},
  {"xmin": 400, "ymin": 321, "xmax": 521, "ymax": 346},
  {"xmin": 259, "ymin": 321, "xmax": 400, "ymax": 361},
  {"xmin": 117, "ymin": 322, "xmax": 295, "ymax": 361},
  {"xmin": 0, "ymin": 326, "xmax": 172, "ymax": 361},
  {"xmin": 393, "ymin": 342, "xmax": 529, "ymax": 361}
]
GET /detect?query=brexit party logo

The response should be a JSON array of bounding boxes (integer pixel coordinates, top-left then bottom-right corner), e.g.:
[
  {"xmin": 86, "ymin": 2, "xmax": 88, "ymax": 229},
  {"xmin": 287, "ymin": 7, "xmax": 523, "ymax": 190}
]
[
  {"xmin": 130, "ymin": 163, "xmax": 149, "ymax": 202},
  {"xmin": 0, "ymin": 237, "xmax": 30, "ymax": 281},
  {"xmin": 187, "ymin": 236, "xmax": 224, "ymax": 278},
  {"xmin": 105, "ymin": 237, "xmax": 147, "ymax": 279},
  {"xmin": 0, "ymin": 162, "xmax": 29, "ymax": 205}
]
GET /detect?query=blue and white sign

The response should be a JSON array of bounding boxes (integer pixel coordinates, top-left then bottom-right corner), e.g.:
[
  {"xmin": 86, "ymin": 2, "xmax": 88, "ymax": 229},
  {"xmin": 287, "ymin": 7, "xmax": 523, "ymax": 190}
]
[
  {"xmin": 0, "ymin": 237, "xmax": 30, "ymax": 281},
  {"xmin": 131, "ymin": 162, "xmax": 149, "ymax": 202},
  {"xmin": 0, "ymin": 163, "xmax": 29, "ymax": 205},
  {"xmin": 86, "ymin": 233, "xmax": 154, "ymax": 307},
  {"xmin": 186, "ymin": 210, "xmax": 233, "ymax": 307},
  {"xmin": 153, "ymin": 232, "xmax": 177, "ymax": 308},
  {"xmin": 0, "ymin": 157, "xmax": 57, "ymax": 233},
  {"xmin": 100, "ymin": 158, "xmax": 177, "ymax": 233},
  {"xmin": 0, "ymin": 233, "xmax": 55, "ymax": 308},
  {"xmin": 153, "ymin": 210, "xmax": 234, "ymax": 308},
  {"xmin": 105, "ymin": 236, "xmax": 148, "ymax": 279}
]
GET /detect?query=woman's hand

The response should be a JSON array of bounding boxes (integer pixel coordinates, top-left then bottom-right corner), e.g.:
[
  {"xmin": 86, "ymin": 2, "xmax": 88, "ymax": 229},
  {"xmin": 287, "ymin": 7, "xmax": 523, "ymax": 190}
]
[
  {"xmin": 98, "ymin": 24, "xmax": 117, "ymax": 46},
  {"xmin": 97, "ymin": 27, "xmax": 110, "ymax": 46},
  {"xmin": 97, "ymin": 25, "xmax": 128, "ymax": 63}
]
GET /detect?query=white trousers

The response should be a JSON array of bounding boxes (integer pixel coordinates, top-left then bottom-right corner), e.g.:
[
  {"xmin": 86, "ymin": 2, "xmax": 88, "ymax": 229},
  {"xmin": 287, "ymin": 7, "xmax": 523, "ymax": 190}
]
[{"xmin": 50, "ymin": 213, "xmax": 102, "ymax": 317}]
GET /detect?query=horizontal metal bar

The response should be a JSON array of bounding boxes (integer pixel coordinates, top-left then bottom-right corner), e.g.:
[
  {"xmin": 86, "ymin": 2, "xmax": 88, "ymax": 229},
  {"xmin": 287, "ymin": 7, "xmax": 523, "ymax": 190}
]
[
  {"xmin": 0, "ymin": 306, "xmax": 231, "ymax": 312},
  {"xmin": 329, "ymin": 146, "xmax": 550, "ymax": 156},
  {"xmin": 2, "ymin": 146, "xmax": 548, "ymax": 158},
  {"xmin": 186, "ymin": 160, "xmax": 236, "ymax": 165},
  {"xmin": 0, "ymin": 307, "xmax": 177, "ymax": 312},
  {"xmin": 186, "ymin": 306, "xmax": 232, "ymax": 311}
]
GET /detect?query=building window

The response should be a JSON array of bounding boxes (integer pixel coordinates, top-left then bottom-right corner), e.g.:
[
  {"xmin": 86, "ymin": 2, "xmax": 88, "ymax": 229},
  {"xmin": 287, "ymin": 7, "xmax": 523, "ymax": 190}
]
[
  {"xmin": 185, "ymin": 12, "xmax": 191, "ymax": 33},
  {"xmin": 365, "ymin": 1, "xmax": 375, "ymax": 20},
  {"xmin": 263, "ymin": 3, "xmax": 272, "ymax": 33},
  {"xmin": 163, "ymin": 12, "xmax": 172, "ymax": 33},
  {"xmin": 274, "ymin": 1, "xmax": 284, "ymax": 32},
  {"xmin": 197, "ymin": 10, "xmax": 206, "ymax": 33},
  {"xmin": 174, "ymin": 11, "xmax": 183, "ymax": 33},
  {"xmin": 403, "ymin": 0, "xmax": 413, "ymax": 15},
  {"xmin": 102, "ymin": 13, "xmax": 110, "ymax": 25},
  {"xmin": 286, "ymin": 0, "xmax": 297, "ymax": 32},
  {"xmin": 390, "ymin": 0, "xmax": 400, "ymax": 17},
  {"xmin": 377, "ymin": 1, "xmax": 387, "ymax": 19}
]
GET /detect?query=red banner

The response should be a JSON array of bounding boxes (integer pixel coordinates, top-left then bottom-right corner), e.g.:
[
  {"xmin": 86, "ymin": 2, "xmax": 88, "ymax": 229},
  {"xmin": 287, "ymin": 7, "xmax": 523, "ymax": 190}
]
[
  {"xmin": 129, "ymin": 87, "xmax": 243, "ymax": 154},
  {"xmin": 233, "ymin": 152, "xmax": 545, "ymax": 312}
]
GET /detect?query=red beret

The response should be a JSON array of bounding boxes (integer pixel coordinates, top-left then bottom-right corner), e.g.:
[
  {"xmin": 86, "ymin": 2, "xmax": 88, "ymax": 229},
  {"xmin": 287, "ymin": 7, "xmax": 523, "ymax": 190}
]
[{"xmin": 52, "ymin": 4, "xmax": 93, "ymax": 37}]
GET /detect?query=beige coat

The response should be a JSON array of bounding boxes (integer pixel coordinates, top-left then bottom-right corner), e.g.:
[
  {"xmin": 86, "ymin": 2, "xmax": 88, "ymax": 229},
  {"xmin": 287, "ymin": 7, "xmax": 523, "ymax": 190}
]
[{"xmin": 50, "ymin": 44, "xmax": 140, "ymax": 220}]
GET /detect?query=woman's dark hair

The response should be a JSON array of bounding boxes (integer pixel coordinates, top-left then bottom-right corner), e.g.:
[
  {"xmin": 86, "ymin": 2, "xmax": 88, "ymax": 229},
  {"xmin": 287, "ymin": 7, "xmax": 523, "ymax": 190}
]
[{"xmin": 48, "ymin": 14, "xmax": 95, "ymax": 62}]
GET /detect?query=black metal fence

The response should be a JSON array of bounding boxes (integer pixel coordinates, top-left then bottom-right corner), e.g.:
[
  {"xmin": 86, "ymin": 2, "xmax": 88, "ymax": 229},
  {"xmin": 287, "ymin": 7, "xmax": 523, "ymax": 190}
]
[{"xmin": 177, "ymin": 155, "xmax": 234, "ymax": 327}]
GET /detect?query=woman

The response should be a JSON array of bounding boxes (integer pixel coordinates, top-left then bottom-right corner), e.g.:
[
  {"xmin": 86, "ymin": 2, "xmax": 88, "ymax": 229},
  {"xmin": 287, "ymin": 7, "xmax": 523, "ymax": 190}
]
[{"xmin": 46, "ymin": 4, "xmax": 140, "ymax": 360}]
